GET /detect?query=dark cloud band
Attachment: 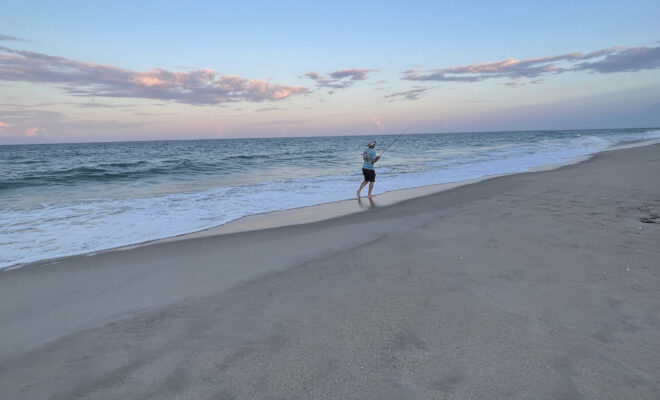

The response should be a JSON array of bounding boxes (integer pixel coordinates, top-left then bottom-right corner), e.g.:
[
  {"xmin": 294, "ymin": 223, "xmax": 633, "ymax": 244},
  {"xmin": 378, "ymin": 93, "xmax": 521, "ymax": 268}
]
[
  {"xmin": 0, "ymin": 34, "xmax": 24, "ymax": 42},
  {"xmin": 385, "ymin": 88, "xmax": 428, "ymax": 101},
  {"xmin": 404, "ymin": 44, "xmax": 660, "ymax": 83},
  {"xmin": 303, "ymin": 68, "xmax": 378, "ymax": 90}
]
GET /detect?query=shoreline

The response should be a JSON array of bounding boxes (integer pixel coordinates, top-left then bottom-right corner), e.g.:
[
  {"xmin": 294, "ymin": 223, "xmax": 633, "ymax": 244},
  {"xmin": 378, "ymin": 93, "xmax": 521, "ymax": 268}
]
[{"xmin": 5, "ymin": 137, "xmax": 660, "ymax": 271}]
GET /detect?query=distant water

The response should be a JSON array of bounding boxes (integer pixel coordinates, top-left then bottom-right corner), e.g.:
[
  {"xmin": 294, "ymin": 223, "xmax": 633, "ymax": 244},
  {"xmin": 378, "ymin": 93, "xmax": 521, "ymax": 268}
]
[{"xmin": 2, "ymin": 128, "xmax": 660, "ymax": 269}]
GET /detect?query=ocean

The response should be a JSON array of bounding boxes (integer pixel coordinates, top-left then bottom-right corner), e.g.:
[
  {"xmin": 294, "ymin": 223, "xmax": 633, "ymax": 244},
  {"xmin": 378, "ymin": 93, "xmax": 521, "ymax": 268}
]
[{"xmin": 2, "ymin": 128, "xmax": 659, "ymax": 269}]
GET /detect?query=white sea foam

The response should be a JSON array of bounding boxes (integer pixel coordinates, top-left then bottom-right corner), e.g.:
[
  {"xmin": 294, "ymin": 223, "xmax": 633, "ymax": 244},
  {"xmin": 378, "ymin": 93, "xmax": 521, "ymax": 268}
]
[{"xmin": 2, "ymin": 129, "xmax": 660, "ymax": 269}]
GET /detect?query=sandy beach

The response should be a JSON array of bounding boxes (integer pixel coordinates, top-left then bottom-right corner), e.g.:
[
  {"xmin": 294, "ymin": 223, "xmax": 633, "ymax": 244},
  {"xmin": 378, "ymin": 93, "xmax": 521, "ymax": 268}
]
[{"xmin": 1, "ymin": 143, "xmax": 659, "ymax": 399}]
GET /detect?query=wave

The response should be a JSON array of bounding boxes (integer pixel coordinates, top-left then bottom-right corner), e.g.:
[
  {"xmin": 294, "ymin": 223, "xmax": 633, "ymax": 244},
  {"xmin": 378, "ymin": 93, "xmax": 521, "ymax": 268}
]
[
  {"xmin": 223, "ymin": 154, "xmax": 272, "ymax": 161},
  {"xmin": 0, "ymin": 159, "xmax": 234, "ymax": 190},
  {"xmin": 97, "ymin": 160, "xmax": 148, "ymax": 168}
]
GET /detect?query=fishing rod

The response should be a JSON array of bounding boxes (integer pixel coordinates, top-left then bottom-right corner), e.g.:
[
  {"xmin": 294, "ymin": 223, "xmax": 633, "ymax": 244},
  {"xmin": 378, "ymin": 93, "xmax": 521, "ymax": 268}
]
[
  {"xmin": 377, "ymin": 126, "xmax": 409, "ymax": 159},
  {"xmin": 377, "ymin": 139, "xmax": 397, "ymax": 158}
]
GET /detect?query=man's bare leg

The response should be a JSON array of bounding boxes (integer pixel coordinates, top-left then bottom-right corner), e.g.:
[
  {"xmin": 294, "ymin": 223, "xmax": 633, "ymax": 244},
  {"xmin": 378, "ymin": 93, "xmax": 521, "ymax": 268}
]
[
  {"xmin": 367, "ymin": 182, "xmax": 374, "ymax": 198},
  {"xmin": 357, "ymin": 181, "xmax": 368, "ymax": 198}
]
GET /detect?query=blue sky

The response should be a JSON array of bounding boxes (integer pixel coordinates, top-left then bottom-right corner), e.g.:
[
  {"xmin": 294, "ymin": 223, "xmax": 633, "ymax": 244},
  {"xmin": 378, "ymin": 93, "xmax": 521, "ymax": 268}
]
[{"xmin": 1, "ymin": 0, "xmax": 659, "ymax": 143}]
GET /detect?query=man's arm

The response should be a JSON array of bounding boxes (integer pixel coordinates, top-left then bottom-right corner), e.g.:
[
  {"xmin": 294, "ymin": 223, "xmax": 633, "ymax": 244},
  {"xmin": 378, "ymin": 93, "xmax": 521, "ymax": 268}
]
[{"xmin": 363, "ymin": 151, "xmax": 379, "ymax": 163}]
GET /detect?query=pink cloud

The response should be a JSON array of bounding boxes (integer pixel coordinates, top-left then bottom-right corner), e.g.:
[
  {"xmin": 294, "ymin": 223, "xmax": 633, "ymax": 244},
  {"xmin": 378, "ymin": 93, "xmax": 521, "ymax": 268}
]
[
  {"xmin": 132, "ymin": 75, "xmax": 166, "ymax": 87},
  {"xmin": 372, "ymin": 117, "xmax": 384, "ymax": 130},
  {"xmin": 0, "ymin": 47, "xmax": 310, "ymax": 105},
  {"xmin": 0, "ymin": 121, "xmax": 10, "ymax": 127},
  {"xmin": 23, "ymin": 127, "xmax": 47, "ymax": 137}
]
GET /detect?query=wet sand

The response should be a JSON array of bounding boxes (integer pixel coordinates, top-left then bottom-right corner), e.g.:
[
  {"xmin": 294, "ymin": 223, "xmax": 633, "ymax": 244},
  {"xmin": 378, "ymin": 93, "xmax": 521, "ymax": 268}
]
[{"xmin": 1, "ymin": 143, "xmax": 659, "ymax": 399}]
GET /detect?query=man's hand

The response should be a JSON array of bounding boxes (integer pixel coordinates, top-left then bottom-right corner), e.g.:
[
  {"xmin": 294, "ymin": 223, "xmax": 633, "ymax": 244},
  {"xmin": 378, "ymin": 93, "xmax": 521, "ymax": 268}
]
[{"xmin": 374, "ymin": 156, "xmax": 380, "ymax": 162}]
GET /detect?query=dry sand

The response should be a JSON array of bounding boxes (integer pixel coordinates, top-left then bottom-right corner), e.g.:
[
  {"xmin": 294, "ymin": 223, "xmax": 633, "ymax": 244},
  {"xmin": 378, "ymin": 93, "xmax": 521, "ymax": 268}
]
[{"xmin": 1, "ymin": 143, "xmax": 659, "ymax": 399}]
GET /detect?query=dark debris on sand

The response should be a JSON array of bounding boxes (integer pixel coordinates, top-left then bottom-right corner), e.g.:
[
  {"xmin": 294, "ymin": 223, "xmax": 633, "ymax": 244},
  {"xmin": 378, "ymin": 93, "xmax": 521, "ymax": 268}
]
[{"xmin": 638, "ymin": 204, "xmax": 660, "ymax": 223}]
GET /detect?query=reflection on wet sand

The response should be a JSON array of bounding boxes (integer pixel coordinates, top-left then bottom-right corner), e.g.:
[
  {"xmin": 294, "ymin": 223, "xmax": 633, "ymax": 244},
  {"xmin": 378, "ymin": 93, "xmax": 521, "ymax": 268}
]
[{"xmin": 357, "ymin": 196, "xmax": 377, "ymax": 209}]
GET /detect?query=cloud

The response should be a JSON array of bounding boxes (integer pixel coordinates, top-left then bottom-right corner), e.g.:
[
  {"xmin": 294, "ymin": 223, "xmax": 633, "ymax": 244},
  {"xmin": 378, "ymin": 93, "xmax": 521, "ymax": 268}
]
[
  {"xmin": 0, "ymin": 34, "xmax": 24, "ymax": 42},
  {"xmin": 54, "ymin": 120, "xmax": 146, "ymax": 130},
  {"xmin": 255, "ymin": 107, "xmax": 286, "ymax": 112},
  {"xmin": 0, "ymin": 46, "xmax": 310, "ymax": 105},
  {"xmin": 0, "ymin": 101, "xmax": 58, "ymax": 108},
  {"xmin": 0, "ymin": 108, "xmax": 64, "ymax": 124},
  {"xmin": 246, "ymin": 118, "xmax": 310, "ymax": 126},
  {"xmin": 302, "ymin": 68, "xmax": 378, "ymax": 90},
  {"xmin": 403, "ymin": 44, "xmax": 660, "ymax": 84},
  {"xmin": 25, "ymin": 127, "xmax": 42, "ymax": 137},
  {"xmin": 327, "ymin": 69, "xmax": 375, "ymax": 80},
  {"xmin": 385, "ymin": 87, "xmax": 428, "ymax": 101},
  {"xmin": 575, "ymin": 46, "xmax": 660, "ymax": 73},
  {"xmin": 65, "ymin": 102, "xmax": 136, "ymax": 109},
  {"xmin": 0, "ymin": 121, "xmax": 10, "ymax": 127},
  {"xmin": 505, "ymin": 77, "xmax": 545, "ymax": 87},
  {"xmin": 0, "ymin": 106, "xmax": 147, "ymax": 139},
  {"xmin": 372, "ymin": 117, "xmax": 384, "ymax": 130},
  {"xmin": 0, "ymin": 107, "xmax": 147, "ymax": 132},
  {"xmin": 133, "ymin": 112, "xmax": 175, "ymax": 116}
]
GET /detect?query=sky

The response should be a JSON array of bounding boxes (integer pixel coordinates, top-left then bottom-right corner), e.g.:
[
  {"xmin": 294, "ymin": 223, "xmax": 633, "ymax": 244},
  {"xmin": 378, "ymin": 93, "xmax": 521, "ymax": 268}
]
[{"xmin": 1, "ymin": 0, "xmax": 659, "ymax": 144}]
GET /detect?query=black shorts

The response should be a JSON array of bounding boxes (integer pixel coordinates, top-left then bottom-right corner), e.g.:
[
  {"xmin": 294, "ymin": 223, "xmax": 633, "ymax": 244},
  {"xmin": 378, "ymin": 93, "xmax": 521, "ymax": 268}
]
[{"xmin": 362, "ymin": 168, "xmax": 376, "ymax": 182}]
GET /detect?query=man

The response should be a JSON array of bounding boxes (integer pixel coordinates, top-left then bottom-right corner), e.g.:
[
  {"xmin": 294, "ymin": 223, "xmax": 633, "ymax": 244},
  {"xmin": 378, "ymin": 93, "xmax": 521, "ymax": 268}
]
[{"xmin": 357, "ymin": 140, "xmax": 380, "ymax": 198}]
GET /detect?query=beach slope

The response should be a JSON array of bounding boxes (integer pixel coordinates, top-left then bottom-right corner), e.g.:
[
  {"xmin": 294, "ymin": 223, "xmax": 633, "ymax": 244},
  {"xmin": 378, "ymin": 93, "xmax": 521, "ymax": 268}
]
[{"xmin": 1, "ymin": 144, "xmax": 659, "ymax": 399}]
